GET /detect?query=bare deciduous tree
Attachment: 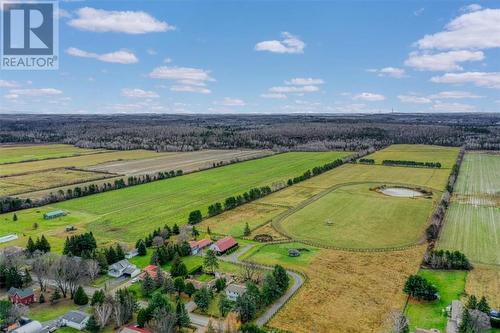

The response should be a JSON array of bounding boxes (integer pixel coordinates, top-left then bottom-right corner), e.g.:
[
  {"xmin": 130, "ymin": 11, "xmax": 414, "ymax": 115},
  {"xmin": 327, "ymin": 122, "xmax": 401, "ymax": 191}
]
[
  {"xmin": 383, "ymin": 310, "xmax": 409, "ymax": 333},
  {"xmin": 152, "ymin": 236, "xmax": 164, "ymax": 248},
  {"xmin": 51, "ymin": 255, "xmax": 87, "ymax": 299},
  {"xmin": 239, "ymin": 262, "xmax": 262, "ymax": 283},
  {"xmin": 31, "ymin": 252, "xmax": 55, "ymax": 292},
  {"xmin": 147, "ymin": 308, "xmax": 176, "ymax": 333},
  {"xmin": 85, "ymin": 259, "xmax": 100, "ymax": 282},
  {"xmin": 94, "ymin": 295, "xmax": 114, "ymax": 328}
]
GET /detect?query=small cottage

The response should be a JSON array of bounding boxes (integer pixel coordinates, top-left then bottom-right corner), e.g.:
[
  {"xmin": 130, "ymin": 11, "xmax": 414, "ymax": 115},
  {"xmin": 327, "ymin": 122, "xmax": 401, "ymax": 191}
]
[{"xmin": 225, "ymin": 283, "xmax": 247, "ymax": 302}]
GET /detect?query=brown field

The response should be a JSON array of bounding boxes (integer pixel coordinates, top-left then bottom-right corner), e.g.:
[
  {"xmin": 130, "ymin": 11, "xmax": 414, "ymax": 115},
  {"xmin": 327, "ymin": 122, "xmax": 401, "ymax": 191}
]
[
  {"xmin": 268, "ymin": 246, "xmax": 426, "ymax": 333},
  {"xmin": 85, "ymin": 149, "xmax": 273, "ymax": 175},
  {"xmin": 465, "ymin": 264, "xmax": 500, "ymax": 308},
  {"xmin": 0, "ymin": 169, "xmax": 114, "ymax": 196},
  {"xmin": 248, "ymin": 223, "xmax": 289, "ymax": 241}
]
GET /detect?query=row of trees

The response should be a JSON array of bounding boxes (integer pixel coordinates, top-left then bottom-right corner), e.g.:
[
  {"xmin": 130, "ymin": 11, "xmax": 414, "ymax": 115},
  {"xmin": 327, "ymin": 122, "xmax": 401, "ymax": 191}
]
[
  {"xmin": 62, "ymin": 232, "xmax": 97, "ymax": 257},
  {"xmin": 26, "ymin": 235, "xmax": 51, "ymax": 255},
  {"xmin": 382, "ymin": 160, "xmax": 442, "ymax": 168},
  {"xmin": 358, "ymin": 158, "xmax": 375, "ymax": 164},
  {"xmin": 424, "ymin": 250, "xmax": 472, "ymax": 270}
]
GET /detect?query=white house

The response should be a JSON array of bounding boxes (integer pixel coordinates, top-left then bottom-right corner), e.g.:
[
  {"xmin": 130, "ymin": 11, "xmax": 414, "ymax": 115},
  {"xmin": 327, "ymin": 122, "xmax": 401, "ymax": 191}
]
[
  {"xmin": 108, "ymin": 259, "xmax": 140, "ymax": 278},
  {"xmin": 59, "ymin": 311, "xmax": 90, "ymax": 330},
  {"xmin": 225, "ymin": 283, "xmax": 247, "ymax": 302}
]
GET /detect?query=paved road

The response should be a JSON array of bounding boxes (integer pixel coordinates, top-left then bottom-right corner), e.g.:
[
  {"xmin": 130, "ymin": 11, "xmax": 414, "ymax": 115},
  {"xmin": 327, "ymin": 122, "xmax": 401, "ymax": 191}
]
[{"xmin": 219, "ymin": 244, "xmax": 304, "ymax": 327}]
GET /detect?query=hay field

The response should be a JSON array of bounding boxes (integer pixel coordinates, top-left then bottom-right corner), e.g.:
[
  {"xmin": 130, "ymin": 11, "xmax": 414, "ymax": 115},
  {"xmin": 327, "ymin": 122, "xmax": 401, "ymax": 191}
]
[
  {"xmin": 261, "ymin": 246, "xmax": 426, "ymax": 333},
  {"xmin": 0, "ymin": 144, "xmax": 104, "ymax": 164},
  {"xmin": 279, "ymin": 183, "xmax": 436, "ymax": 249},
  {"xmin": 364, "ymin": 144, "xmax": 460, "ymax": 169},
  {"xmin": 0, "ymin": 149, "xmax": 165, "ymax": 177},
  {"xmin": 0, "ymin": 152, "xmax": 348, "ymax": 250},
  {"xmin": 86, "ymin": 149, "xmax": 273, "ymax": 175},
  {"xmin": 465, "ymin": 264, "xmax": 500, "ymax": 308},
  {"xmin": 454, "ymin": 152, "xmax": 500, "ymax": 196},
  {"xmin": 0, "ymin": 169, "xmax": 113, "ymax": 196}
]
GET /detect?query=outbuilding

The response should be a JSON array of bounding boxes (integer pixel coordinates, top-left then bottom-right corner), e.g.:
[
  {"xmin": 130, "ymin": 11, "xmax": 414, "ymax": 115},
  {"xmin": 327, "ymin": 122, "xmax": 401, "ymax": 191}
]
[
  {"xmin": 11, "ymin": 320, "xmax": 43, "ymax": 333},
  {"xmin": 43, "ymin": 210, "xmax": 66, "ymax": 220},
  {"xmin": 210, "ymin": 236, "xmax": 238, "ymax": 255}
]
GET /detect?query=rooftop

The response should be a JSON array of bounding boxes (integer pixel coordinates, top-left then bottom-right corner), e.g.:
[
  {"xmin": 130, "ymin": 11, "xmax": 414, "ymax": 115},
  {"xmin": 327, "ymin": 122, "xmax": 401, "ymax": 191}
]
[
  {"xmin": 215, "ymin": 236, "xmax": 237, "ymax": 252},
  {"xmin": 61, "ymin": 310, "xmax": 89, "ymax": 324}
]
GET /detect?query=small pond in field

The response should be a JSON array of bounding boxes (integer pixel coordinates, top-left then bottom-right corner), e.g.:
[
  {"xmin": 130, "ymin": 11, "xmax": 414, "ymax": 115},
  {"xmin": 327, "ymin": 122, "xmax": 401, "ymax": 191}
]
[{"xmin": 380, "ymin": 187, "xmax": 425, "ymax": 198}]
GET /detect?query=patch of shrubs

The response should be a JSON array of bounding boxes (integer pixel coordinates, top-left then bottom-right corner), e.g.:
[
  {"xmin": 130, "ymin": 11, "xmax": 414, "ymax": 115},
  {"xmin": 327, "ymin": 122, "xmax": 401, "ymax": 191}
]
[
  {"xmin": 382, "ymin": 159, "xmax": 441, "ymax": 168},
  {"xmin": 424, "ymin": 249, "xmax": 471, "ymax": 270}
]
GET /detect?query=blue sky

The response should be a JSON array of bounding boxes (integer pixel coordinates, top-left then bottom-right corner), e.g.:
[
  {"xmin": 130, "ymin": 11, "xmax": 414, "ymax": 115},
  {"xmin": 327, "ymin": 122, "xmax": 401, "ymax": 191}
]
[{"xmin": 1, "ymin": 0, "xmax": 499, "ymax": 114}]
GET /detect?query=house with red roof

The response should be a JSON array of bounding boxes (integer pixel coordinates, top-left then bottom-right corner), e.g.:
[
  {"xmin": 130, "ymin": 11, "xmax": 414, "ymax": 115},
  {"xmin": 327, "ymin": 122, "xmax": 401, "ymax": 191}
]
[
  {"xmin": 189, "ymin": 238, "xmax": 213, "ymax": 255},
  {"xmin": 209, "ymin": 236, "xmax": 238, "ymax": 255},
  {"xmin": 139, "ymin": 265, "xmax": 160, "ymax": 281}
]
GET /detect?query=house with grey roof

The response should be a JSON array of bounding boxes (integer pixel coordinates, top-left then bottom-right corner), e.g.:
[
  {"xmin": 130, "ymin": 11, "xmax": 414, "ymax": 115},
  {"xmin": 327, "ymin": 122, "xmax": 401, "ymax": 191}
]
[
  {"xmin": 11, "ymin": 320, "xmax": 43, "ymax": 333},
  {"xmin": 108, "ymin": 259, "xmax": 140, "ymax": 278},
  {"xmin": 225, "ymin": 283, "xmax": 247, "ymax": 301},
  {"xmin": 59, "ymin": 310, "xmax": 90, "ymax": 330}
]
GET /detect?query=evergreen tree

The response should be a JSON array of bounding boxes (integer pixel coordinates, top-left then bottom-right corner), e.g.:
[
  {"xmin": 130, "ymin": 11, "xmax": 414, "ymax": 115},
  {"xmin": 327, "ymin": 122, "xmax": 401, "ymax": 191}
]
[
  {"xmin": 477, "ymin": 296, "xmax": 490, "ymax": 314},
  {"xmin": 179, "ymin": 241, "xmax": 192, "ymax": 257},
  {"xmin": 38, "ymin": 235, "xmax": 51, "ymax": 253},
  {"xmin": 170, "ymin": 254, "xmax": 188, "ymax": 277},
  {"xmin": 26, "ymin": 237, "xmax": 36, "ymax": 255},
  {"xmin": 459, "ymin": 309, "xmax": 474, "ymax": 333},
  {"xmin": 150, "ymin": 250, "xmax": 160, "ymax": 265},
  {"xmin": 137, "ymin": 241, "xmax": 147, "ymax": 256},
  {"xmin": 142, "ymin": 273, "xmax": 156, "ymax": 296},
  {"xmin": 175, "ymin": 299, "xmax": 190, "ymax": 328},
  {"xmin": 85, "ymin": 316, "xmax": 101, "ymax": 333},
  {"xmin": 22, "ymin": 268, "xmax": 32, "ymax": 287},
  {"xmin": 91, "ymin": 290, "xmax": 105, "ymax": 306},
  {"xmin": 235, "ymin": 292, "xmax": 258, "ymax": 323},
  {"xmin": 215, "ymin": 277, "xmax": 226, "ymax": 292},
  {"xmin": 172, "ymin": 224, "xmax": 180, "ymax": 235},
  {"xmin": 262, "ymin": 273, "xmax": 280, "ymax": 305},
  {"xmin": 13, "ymin": 213, "xmax": 17, "ymax": 221},
  {"xmin": 184, "ymin": 282, "xmax": 196, "ymax": 297},
  {"xmin": 466, "ymin": 295, "xmax": 478, "ymax": 309},
  {"xmin": 188, "ymin": 210, "xmax": 203, "ymax": 225},
  {"xmin": 244, "ymin": 223, "xmax": 251, "ymax": 236},
  {"xmin": 207, "ymin": 226, "xmax": 211, "ymax": 235},
  {"xmin": 115, "ymin": 244, "xmax": 125, "ymax": 261},
  {"xmin": 50, "ymin": 289, "xmax": 61, "ymax": 304},
  {"xmin": 74, "ymin": 286, "xmax": 89, "ymax": 305},
  {"xmin": 154, "ymin": 266, "xmax": 165, "ymax": 288},
  {"xmin": 203, "ymin": 249, "xmax": 219, "ymax": 274},
  {"xmin": 192, "ymin": 226, "xmax": 199, "ymax": 239},
  {"xmin": 218, "ymin": 293, "xmax": 233, "ymax": 317},
  {"xmin": 193, "ymin": 287, "xmax": 212, "ymax": 313},
  {"xmin": 105, "ymin": 246, "xmax": 117, "ymax": 265},
  {"xmin": 173, "ymin": 277, "xmax": 185, "ymax": 296},
  {"xmin": 273, "ymin": 265, "xmax": 289, "ymax": 293},
  {"xmin": 39, "ymin": 293, "xmax": 45, "ymax": 304},
  {"xmin": 163, "ymin": 276, "xmax": 175, "ymax": 295}
]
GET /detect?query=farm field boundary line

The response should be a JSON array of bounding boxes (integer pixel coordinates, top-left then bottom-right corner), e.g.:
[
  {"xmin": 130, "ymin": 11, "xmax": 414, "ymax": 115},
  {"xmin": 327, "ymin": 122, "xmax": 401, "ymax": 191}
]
[
  {"xmin": 0, "ymin": 148, "xmax": 109, "ymax": 165},
  {"xmin": 350, "ymin": 161, "xmax": 452, "ymax": 170},
  {"xmin": 271, "ymin": 181, "xmax": 436, "ymax": 252}
]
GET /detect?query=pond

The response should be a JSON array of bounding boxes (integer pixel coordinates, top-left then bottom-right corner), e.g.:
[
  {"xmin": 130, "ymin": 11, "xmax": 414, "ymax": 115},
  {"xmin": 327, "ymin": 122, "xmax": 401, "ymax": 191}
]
[{"xmin": 379, "ymin": 187, "xmax": 425, "ymax": 198}]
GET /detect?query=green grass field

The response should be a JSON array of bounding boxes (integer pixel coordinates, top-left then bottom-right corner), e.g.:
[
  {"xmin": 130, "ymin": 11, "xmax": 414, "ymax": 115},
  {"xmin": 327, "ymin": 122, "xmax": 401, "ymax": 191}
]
[
  {"xmin": 406, "ymin": 269, "xmax": 467, "ymax": 332},
  {"xmin": 241, "ymin": 242, "xmax": 320, "ymax": 269},
  {"xmin": 439, "ymin": 203, "xmax": 500, "ymax": 265},
  {"xmin": 278, "ymin": 183, "xmax": 436, "ymax": 249},
  {"xmin": 0, "ymin": 144, "xmax": 104, "ymax": 164},
  {"xmin": 454, "ymin": 152, "xmax": 500, "ymax": 196},
  {"xmin": 0, "ymin": 152, "xmax": 349, "ymax": 251},
  {"xmin": 364, "ymin": 144, "xmax": 460, "ymax": 169}
]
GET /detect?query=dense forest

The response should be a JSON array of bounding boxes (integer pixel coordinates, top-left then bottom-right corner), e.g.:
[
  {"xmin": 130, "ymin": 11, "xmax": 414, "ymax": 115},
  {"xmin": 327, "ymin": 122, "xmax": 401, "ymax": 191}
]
[{"xmin": 1, "ymin": 113, "xmax": 499, "ymax": 151}]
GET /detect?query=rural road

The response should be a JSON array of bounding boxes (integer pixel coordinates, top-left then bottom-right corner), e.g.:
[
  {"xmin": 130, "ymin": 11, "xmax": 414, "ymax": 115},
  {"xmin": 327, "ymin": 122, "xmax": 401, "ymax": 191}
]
[{"xmin": 219, "ymin": 244, "xmax": 304, "ymax": 327}]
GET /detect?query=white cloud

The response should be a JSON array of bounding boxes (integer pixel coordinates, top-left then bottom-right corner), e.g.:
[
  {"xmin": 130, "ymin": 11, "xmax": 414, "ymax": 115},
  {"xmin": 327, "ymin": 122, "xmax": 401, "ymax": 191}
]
[
  {"xmin": 163, "ymin": 57, "xmax": 172, "ymax": 63},
  {"xmin": 66, "ymin": 47, "xmax": 138, "ymax": 64},
  {"xmin": 5, "ymin": 88, "xmax": 62, "ymax": 99},
  {"xmin": 269, "ymin": 85, "xmax": 319, "ymax": 93},
  {"xmin": 460, "ymin": 4, "xmax": 482, "ymax": 13},
  {"xmin": 414, "ymin": 8, "xmax": 425, "ymax": 16},
  {"xmin": 405, "ymin": 50, "xmax": 484, "ymax": 71},
  {"xmin": 431, "ymin": 102, "xmax": 476, "ymax": 112},
  {"xmin": 146, "ymin": 48, "xmax": 157, "ymax": 55},
  {"xmin": 260, "ymin": 93, "xmax": 287, "ymax": 99},
  {"xmin": 121, "ymin": 88, "xmax": 159, "ymax": 98},
  {"xmin": 0, "ymin": 80, "xmax": 19, "ymax": 88},
  {"xmin": 215, "ymin": 97, "xmax": 246, "ymax": 107},
  {"xmin": 68, "ymin": 7, "xmax": 174, "ymax": 34},
  {"xmin": 255, "ymin": 32, "xmax": 305, "ymax": 54},
  {"xmin": 285, "ymin": 78, "xmax": 324, "ymax": 85},
  {"xmin": 353, "ymin": 92, "xmax": 386, "ymax": 101},
  {"xmin": 415, "ymin": 8, "xmax": 500, "ymax": 50},
  {"xmin": 149, "ymin": 66, "xmax": 213, "ymax": 83},
  {"xmin": 428, "ymin": 91, "xmax": 482, "ymax": 99},
  {"xmin": 430, "ymin": 72, "xmax": 500, "ymax": 89},
  {"xmin": 368, "ymin": 67, "xmax": 406, "ymax": 78},
  {"xmin": 170, "ymin": 85, "xmax": 211, "ymax": 94},
  {"xmin": 398, "ymin": 95, "xmax": 432, "ymax": 104}
]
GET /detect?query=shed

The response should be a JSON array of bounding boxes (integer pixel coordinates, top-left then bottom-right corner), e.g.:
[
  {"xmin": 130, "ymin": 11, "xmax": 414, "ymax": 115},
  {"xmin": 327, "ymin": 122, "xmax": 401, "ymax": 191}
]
[
  {"xmin": 43, "ymin": 210, "xmax": 66, "ymax": 220},
  {"xmin": 288, "ymin": 249, "xmax": 300, "ymax": 257}
]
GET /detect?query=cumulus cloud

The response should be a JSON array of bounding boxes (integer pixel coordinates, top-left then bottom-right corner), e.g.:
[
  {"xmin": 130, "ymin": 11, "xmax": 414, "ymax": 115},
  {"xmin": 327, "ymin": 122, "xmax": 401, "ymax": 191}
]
[
  {"xmin": 428, "ymin": 90, "xmax": 482, "ymax": 99},
  {"xmin": 397, "ymin": 95, "xmax": 432, "ymax": 104},
  {"xmin": 5, "ymin": 88, "xmax": 62, "ymax": 99},
  {"xmin": 460, "ymin": 4, "xmax": 482, "ymax": 13},
  {"xmin": 68, "ymin": 7, "xmax": 174, "ymax": 34},
  {"xmin": 66, "ymin": 47, "xmax": 138, "ymax": 64},
  {"xmin": 0, "ymin": 80, "xmax": 20, "ymax": 88},
  {"xmin": 352, "ymin": 92, "xmax": 386, "ymax": 101},
  {"xmin": 285, "ymin": 78, "xmax": 324, "ymax": 85},
  {"xmin": 121, "ymin": 88, "xmax": 159, "ymax": 98},
  {"xmin": 149, "ymin": 66, "xmax": 214, "ymax": 94},
  {"xmin": 368, "ymin": 67, "xmax": 406, "ymax": 78},
  {"xmin": 430, "ymin": 72, "xmax": 500, "ymax": 89},
  {"xmin": 255, "ymin": 32, "xmax": 305, "ymax": 54},
  {"xmin": 260, "ymin": 93, "xmax": 287, "ymax": 99},
  {"xmin": 415, "ymin": 8, "xmax": 500, "ymax": 50},
  {"xmin": 405, "ymin": 50, "xmax": 484, "ymax": 71},
  {"xmin": 269, "ymin": 85, "xmax": 319, "ymax": 93},
  {"xmin": 214, "ymin": 97, "xmax": 246, "ymax": 107},
  {"xmin": 170, "ymin": 85, "xmax": 211, "ymax": 94}
]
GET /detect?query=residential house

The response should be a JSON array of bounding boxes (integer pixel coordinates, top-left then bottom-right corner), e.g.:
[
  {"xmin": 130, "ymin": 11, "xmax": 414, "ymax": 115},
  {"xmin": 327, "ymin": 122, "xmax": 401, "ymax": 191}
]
[
  {"xmin": 189, "ymin": 238, "xmax": 213, "ymax": 255},
  {"xmin": 210, "ymin": 236, "xmax": 238, "ymax": 255},
  {"xmin": 8, "ymin": 287, "xmax": 35, "ymax": 305},
  {"xmin": 108, "ymin": 259, "xmax": 140, "ymax": 278},
  {"xmin": 43, "ymin": 210, "xmax": 66, "ymax": 220},
  {"xmin": 225, "ymin": 283, "xmax": 247, "ymax": 301},
  {"xmin": 11, "ymin": 320, "xmax": 43, "ymax": 333},
  {"xmin": 125, "ymin": 249, "xmax": 138, "ymax": 259},
  {"xmin": 139, "ymin": 265, "xmax": 163, "ymax": 281},
  {"xmin": 119, "ymin": 324, "xmax": 152, "ymax": 333},
  {"xmin": 59, "ymin": 310, "xmax": 90, "ymax": 330}
]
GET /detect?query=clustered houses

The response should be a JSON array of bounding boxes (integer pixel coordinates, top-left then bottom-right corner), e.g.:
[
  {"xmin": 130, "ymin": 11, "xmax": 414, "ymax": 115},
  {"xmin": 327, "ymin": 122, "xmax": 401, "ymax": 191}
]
[
  {"xmin": 189, "ymin": 238, "xmax": 213, "ymax": 255},
  {"xmin": 210, "ymin": 236, "xmax": 238, "ymax": 255}
]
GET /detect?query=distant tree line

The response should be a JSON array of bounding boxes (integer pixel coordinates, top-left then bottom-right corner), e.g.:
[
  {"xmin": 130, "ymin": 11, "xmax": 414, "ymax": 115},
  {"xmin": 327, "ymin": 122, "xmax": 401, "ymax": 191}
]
[
  {"xmin": 382, "ymin": 160, "xmax": 441, "ymax": 168},
  {"xmin": 358, "ymin": 158, "xmax": 375, "ymax": 164}
]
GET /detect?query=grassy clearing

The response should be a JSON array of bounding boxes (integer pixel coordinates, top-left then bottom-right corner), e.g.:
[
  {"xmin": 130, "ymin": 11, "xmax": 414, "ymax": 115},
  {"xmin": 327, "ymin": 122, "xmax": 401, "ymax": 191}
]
[
  {"xmin": 0, "ymin": 144, "xmax": 104, "ymax": 164},
  {"xmin": 439, "ymin": 203, "xmax": 500, "ymax": 265},
  {"xmin": 406, "ymin": 270, "xmax": 467, "ymax": 332},
  {"xmin": 0, "ymin": 149, "xmax": 164, "ymax": 176},
  {"xmin": 364, "ymin": 144, "xmax": 460, "ymax": 169},
  {"xmin": 29, "ymin": 296, "xmax": 80, "ymax": 322},
  {"xmin": 454, "ymin": 152, "xmax": 500, "ymax": 196},
  {"xmin": 262, "ymin": 246, "xmax": 426, "ymax": 333},
  {"xmin": 0, "ymin": 168, "xmax": 113, "ymax": 196},
  {"xmin": 465, "ymin": 264, "xmax": 500, "ymax": 309},
  {"xmin": 0, "ymin": 152, "xmax": 347, "ymax": 251},
  {"xmin": 241, "ymin": 242, "xmax": 319, "ymax": 270},
  {"xmin": 279, "ymin": 183, "xmax": 436, "ymax": 249}
]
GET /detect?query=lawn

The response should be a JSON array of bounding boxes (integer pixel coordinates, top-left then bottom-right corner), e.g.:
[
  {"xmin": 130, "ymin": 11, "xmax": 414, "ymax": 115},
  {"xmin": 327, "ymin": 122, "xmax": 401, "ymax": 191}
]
[
  {"xmin": 29, "ymin": 297, "xmax": 81, "ymax": 322},
  {"xmin": 264, "ymin": 246, "xmax": 426, "ymax": 333},
  {"xmin": 241, "ymin": 242, "xmax": 320, "ymax": 270},
  {"xmin": 0, "ymin": 152, "xmax": 349, "ymax": 251},
  {"xmin": 439, "ymin": 203, "xmax": 500, "ymax": 265},
  {"xmin": 406, "ymin": 269, "xmax": 467, "ymax": 332},
  {"xmin": 363, "ymin": 144, "xmax": 460, "ymax": 169},
  {"xmin": 0, "ymin": 144, "xmax": 104, "ymax": 164},
  {"xmin": 278, "ymin": 183, "xmax": 436, "ymax": 249}
]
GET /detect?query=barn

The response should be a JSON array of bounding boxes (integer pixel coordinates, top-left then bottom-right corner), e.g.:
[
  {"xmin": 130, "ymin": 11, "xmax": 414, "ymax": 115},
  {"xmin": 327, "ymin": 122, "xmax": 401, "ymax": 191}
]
[
  {"xmin": 43, "ymin": 210, "xmax": 66, "ymax": 219},
  {"xmin": 8, "ymin": 287, "xmax": 35, "ymax": 305}
]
